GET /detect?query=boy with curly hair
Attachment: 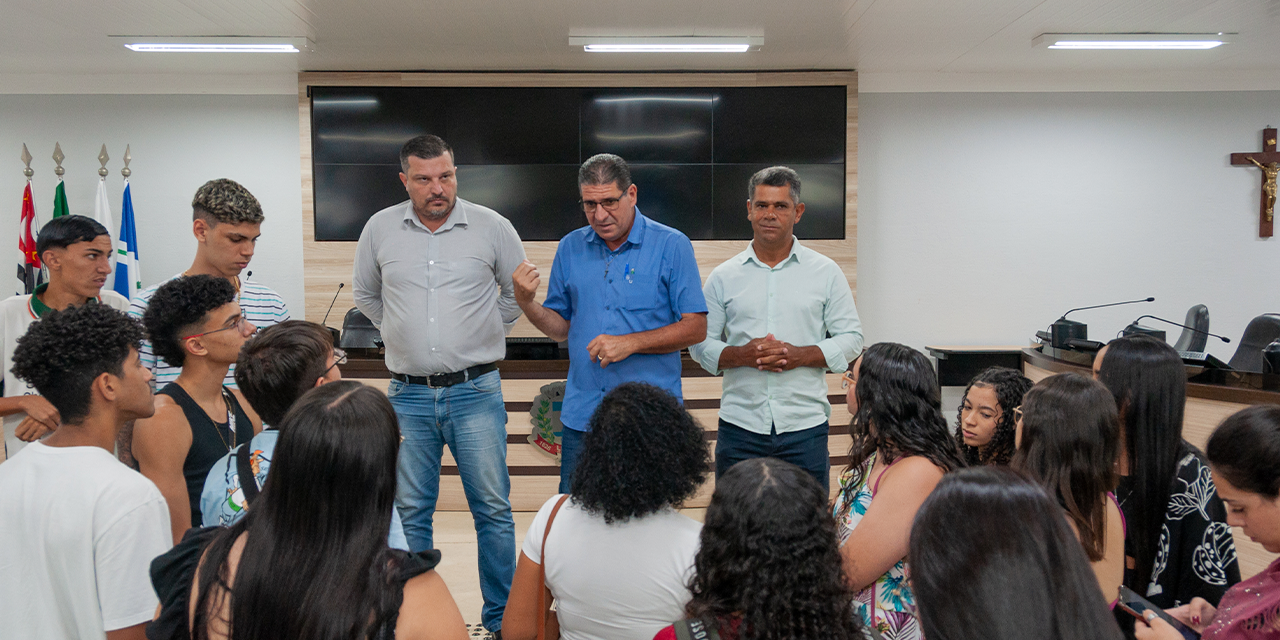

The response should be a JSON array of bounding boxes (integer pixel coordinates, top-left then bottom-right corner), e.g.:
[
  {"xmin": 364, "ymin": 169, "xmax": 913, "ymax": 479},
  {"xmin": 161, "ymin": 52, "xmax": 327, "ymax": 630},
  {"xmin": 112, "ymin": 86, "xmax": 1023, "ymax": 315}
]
[
  {"xmin": 0, "ymin": 304, "xmax": 170, "ymax": 639},
  {"xmin": 131, "ymin": 274, "xmax": 261, "ymax": 544}
]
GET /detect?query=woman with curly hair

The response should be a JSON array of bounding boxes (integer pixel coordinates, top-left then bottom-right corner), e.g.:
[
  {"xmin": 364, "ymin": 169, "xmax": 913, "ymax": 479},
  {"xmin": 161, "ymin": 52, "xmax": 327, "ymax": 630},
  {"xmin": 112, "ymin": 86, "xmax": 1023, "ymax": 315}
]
[
  {"xmin": 954, "ymin": 366, "xmax": 1032, "ymax": 467},
  {"xmin": 1011, "ymin": 373, "xmax": 1125, "ymax": 604},
  {"xmin": 503, "ymin": 382, "xmax": 712, "ymax": 640},
  {"xmin": 911, "ymin": 467, "xmax": 1124, "ymax": 640},
  {"xmin": 653, "ymin": 457, "xmax": 862, "ymax": 640},
  {"xmin": 834, "ymin": 342, "xmax": 964, "ymax": 640}
]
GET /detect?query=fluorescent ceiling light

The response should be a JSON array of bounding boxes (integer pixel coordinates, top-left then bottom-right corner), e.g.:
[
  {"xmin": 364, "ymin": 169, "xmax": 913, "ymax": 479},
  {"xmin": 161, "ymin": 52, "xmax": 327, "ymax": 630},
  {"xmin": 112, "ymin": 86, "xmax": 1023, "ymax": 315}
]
[
  {"xmin": 1034, "ymin": 33, "xmax": 1232, "ymax": 50},
  {"xmin": 569, "ymin": 36, "xmax": 761, "ymax": 53},
  {"xmin": 125, "ymin": 43, "xmax": 298, "ymax": 52},
  {"xmin": 112, "ymin": 36, "xmax": 310, "ymax": 53},
  {"xmin": 585, "ymin": 43, "xmax": 749, "ymax": 53}
]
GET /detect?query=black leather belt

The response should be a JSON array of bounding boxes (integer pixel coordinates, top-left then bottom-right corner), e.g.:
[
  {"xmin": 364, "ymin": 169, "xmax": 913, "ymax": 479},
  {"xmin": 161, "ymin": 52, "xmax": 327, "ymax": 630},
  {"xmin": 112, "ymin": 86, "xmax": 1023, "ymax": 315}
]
[{"xmin": 391, "ymin": 362, "xmax": 499, "ymax": 388}]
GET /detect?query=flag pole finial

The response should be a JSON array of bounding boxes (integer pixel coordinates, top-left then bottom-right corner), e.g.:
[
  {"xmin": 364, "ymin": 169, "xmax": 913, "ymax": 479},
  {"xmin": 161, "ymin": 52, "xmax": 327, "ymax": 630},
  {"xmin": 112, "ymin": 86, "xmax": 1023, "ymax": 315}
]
[
  {"xmin": 52, "ymin": 143, "xmax": 65, "ymax": 178},
  {"xmin": 97, "ymin": 144, "xmax": 110, "ymax": 178},
  {"xmin": 121, "ymin": 145, "xmax": 132, "ymax": 179},
  {"xmin": 20, "ymin": 144, "xmax": 33, "ymax": 178}
]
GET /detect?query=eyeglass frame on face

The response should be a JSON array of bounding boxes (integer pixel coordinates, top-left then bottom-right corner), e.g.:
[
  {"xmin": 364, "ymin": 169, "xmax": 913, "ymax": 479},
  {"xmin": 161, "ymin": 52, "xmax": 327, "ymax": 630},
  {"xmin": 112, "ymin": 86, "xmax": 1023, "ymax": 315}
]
[
  {"xmin": 181, "ymin": 314, "xmax": 251, "ymax": 342},
  {"xmin": 322, "ymin": 348, "xmax": 348, "ymax": 377},
  {"xmin": 1013, "ymin": 405, "xmax": 1023, "ymax": 422},
  {"xmin": 841, "ymin": 369, "xmax": 857, "ymax": 390},
  {"xmin": 578, "ymin": 196, "xmax": 625, "ymax": 213}
]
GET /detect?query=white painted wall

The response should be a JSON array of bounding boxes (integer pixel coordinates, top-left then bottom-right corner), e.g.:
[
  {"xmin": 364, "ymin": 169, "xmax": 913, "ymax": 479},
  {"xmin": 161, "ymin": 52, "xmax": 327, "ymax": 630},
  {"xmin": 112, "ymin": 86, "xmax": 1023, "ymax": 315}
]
[
  {"xmin": 858, "ymin": 91, "xmax": 1280, "ymax": 362},
  {"xmin": 4, "ymin": 90, "xmax": 1277, "ymax": 367},
  {"xmin": 0, "ymin": 94, "xmax": 303, "ymax": 313}
]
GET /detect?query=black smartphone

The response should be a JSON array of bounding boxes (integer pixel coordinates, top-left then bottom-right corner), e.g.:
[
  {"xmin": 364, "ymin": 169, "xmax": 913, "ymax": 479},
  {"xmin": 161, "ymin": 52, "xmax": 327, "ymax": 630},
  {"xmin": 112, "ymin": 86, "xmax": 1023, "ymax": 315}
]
[{"xmin": 1116, "ymin": 585, "xmax": 1200, "ymax": 640}]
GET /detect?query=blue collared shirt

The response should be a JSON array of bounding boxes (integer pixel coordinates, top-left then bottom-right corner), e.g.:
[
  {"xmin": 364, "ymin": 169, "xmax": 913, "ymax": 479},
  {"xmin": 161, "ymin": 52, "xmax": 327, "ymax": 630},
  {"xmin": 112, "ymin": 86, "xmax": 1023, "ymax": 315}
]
[{"xmin": 544, "ymin": 210, "xmax": 707, "ymax": 431}]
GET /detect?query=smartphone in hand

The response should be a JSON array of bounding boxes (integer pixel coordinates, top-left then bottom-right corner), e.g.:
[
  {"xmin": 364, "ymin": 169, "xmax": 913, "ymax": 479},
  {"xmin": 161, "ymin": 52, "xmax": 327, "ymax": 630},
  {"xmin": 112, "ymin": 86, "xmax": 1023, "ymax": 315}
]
[{"xmin": 1116, "ymin": 585, "xmax": 1200, "ymax": 640}]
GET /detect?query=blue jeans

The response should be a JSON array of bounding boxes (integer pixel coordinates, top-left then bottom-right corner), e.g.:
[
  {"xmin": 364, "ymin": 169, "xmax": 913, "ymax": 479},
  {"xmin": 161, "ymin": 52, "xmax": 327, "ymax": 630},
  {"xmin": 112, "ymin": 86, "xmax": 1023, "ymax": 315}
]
[
  {"xmin": 388, "ymin": 370, "xmax": 515, "ymax": 632},
  {"xmin": 558, "ymin": 426, "xmax": 587, "ymax": 493},
  {"xmin": 715, "ymin": 418, "xmax": 830, "ymax": 488}
]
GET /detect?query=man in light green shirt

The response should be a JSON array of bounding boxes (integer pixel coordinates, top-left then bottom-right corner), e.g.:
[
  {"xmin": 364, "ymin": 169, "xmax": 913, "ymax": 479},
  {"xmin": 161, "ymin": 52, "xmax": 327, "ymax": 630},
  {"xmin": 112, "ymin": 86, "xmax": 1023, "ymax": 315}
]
[{"xmin": 689, "ymin": 166, "xmax": 863, "ymax": 487}]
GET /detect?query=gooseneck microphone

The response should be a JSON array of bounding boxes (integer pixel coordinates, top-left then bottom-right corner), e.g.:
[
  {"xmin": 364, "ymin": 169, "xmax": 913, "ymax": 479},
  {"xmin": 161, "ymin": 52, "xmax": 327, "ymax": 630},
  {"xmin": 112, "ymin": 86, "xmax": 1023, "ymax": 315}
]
[
  {"xmin": 322, "ymin": 282, "xmax": 345, "ymax": 326},
  {"xmin": 1058, "ymin": 297, "xmax": 1155, "ymax": 321},
  {"xmin": 1044, "ymin": 297, "xmax": 1155, "ymax": 350},
  {"xmin": 1127, "ymin": 315, "xmax": 1231, "ymax": 343}
]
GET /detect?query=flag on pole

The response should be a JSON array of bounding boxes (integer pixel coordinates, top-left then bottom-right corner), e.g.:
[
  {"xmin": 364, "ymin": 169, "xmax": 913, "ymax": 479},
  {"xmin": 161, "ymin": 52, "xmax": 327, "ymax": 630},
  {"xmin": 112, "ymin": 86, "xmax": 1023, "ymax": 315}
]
[
  {"xmin": 112, "ymin": 182, "xmax": 141, "ymax": 300},
  {"xmin": 93, "ymin": 177, "xmax": 115, "ymax": 269},
  {"xmin": 52, "ymin": 180, "xmax": 69, "ymax": 218},
  {"xmin": 16, "ymin": 182, "xmax": 42, "ymax": 295}
]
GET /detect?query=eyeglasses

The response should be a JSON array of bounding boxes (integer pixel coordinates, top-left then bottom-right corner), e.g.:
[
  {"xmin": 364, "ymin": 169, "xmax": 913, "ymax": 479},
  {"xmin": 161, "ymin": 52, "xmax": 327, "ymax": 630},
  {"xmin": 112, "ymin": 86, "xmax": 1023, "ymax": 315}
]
[
  {"xmin": 182, "ymin": 315, "xmax": 249, "ymax": 341},
  {"xmin": 322, "ymin": 348, "xmax": 348, "ymax": 377},
  {"xmin": 1013, "ymin": 405, "xmax": 1023, "ymax": 421},
  {"xmin": 579, "ymin": 196, "xmax": 624, "ymax": 213},
  {"xmin": 841, "ymin": 370, "xmax": 857, "ymax": 390}
]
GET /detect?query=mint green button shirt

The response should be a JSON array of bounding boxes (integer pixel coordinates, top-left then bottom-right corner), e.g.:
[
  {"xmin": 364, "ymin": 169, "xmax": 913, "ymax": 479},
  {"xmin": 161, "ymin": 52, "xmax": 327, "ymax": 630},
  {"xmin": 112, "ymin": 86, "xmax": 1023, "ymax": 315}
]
[{"xmin": 689, "ymin": 238, "xmax": 863, "ymax": 435}]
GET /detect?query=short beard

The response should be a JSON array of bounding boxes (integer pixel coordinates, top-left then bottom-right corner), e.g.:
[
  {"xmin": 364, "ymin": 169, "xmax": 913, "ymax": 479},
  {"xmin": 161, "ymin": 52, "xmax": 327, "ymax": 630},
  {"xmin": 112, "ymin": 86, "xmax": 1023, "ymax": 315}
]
[{"xmin": 415, "ymin": 200, "xmax": 453, "ymax": 220}]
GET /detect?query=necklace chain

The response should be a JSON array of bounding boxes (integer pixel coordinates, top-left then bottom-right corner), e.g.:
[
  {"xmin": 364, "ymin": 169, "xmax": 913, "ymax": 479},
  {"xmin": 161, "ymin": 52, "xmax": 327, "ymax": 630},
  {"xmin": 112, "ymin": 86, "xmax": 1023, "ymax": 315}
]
[{"xmin": 211, "ymin": 388, "xmax": 237, "ymax": 452}]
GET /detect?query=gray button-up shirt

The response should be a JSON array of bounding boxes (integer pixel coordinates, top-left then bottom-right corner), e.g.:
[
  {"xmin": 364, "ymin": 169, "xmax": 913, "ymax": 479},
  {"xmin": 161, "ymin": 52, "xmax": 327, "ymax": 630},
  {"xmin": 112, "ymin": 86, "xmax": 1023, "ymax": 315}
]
[{"xmin": 353, "ymin": 198, "xmax": 526, "ymax": 376}]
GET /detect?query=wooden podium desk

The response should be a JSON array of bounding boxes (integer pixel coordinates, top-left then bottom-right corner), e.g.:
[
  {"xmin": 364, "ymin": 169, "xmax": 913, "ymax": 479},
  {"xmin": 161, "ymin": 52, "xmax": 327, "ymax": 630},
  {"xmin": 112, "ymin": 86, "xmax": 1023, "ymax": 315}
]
[
  {"xmin": 1023, "ymin": 346, "xmax": 1280, "ymax": 578},
  {"xmin": 344, "ymin": 352, "xmax": 852, "ymax": 511},
  {"xmin": 925, "ymin": 345, "xmax": 1026, "ymax": 386}
]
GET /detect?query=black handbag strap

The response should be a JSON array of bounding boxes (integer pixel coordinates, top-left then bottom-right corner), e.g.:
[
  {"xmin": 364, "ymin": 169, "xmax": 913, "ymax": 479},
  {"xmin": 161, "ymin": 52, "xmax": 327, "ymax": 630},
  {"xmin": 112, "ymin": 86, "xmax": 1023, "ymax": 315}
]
[
  {"xmin": 236, "ymin": 443, "xmax": 260, "ymax": 506},
  {"xmin": 672, "ymin": 617, "xmax": 721, "ymax": 640}
]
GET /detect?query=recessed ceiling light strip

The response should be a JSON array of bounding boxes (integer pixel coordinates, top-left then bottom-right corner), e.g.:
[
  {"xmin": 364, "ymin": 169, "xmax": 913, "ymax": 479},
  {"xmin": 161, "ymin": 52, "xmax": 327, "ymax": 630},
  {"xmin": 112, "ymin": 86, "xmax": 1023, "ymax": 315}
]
[
  {"xmin": 124, "ymin": 43, "xmax": 299, "ymax": 53},
  {"xmin": 1033, "ymin": 33, "xmax": 1234, "ymax": 51}
]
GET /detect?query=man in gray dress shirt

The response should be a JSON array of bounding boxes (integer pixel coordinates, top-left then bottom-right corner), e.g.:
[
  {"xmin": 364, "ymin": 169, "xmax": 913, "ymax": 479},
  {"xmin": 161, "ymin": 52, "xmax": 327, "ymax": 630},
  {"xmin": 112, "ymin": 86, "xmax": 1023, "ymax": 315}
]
[{"xmin": 353, "ymin": 134, "xmax": 525, "ymax": 637}]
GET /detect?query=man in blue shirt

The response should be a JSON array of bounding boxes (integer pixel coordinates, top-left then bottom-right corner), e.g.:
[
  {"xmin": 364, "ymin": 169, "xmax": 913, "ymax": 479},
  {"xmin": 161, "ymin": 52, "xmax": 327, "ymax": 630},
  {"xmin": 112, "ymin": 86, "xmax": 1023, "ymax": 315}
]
[{"xmin": 513, "ymin": 154, "xmax": 707, "ymax": 491}]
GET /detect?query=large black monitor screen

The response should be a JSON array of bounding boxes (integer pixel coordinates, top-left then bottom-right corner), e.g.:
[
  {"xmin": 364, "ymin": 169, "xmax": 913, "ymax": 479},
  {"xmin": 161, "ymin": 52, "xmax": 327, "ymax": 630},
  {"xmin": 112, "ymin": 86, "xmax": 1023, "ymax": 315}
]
[{"xmin": 311, "ymin": 85, "xmax": 846, "ymax": 241}]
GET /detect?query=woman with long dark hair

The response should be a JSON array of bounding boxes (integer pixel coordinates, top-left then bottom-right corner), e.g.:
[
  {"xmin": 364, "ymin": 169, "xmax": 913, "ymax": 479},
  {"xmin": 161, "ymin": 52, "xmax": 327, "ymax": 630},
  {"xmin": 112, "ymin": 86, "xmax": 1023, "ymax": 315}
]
[
  {"xmin": 162, "ymin": 381, "xmax": 467, "ymax": 640},
  {"xmin": 503, "ymin": 382, "xmax": 712, "ymax": 640},
  {"xmin": 653, "ymin": 457, "xmax": 861, "ymax": 640},
  {"xmin": 1136, "ymin": 405, "xmax": 1280, "ymax": 639},
  {"xmin": 1012, "ymin": 373, "xmax": 1126, "ymax": 603},
  {"xmin": 953, "ymin": 366, "xmax": 1032, "ymax": 466},
  {"xmin": 1095, "ymin": 335, "xmax": 1239, "ymax": 619},
  {"xmin": 911, "ymin": 467, "xmax": 1124, "ymax": 640},
  {"xmin": 834, "ymin": 342, "xmax": 964, "ymax": 640}
]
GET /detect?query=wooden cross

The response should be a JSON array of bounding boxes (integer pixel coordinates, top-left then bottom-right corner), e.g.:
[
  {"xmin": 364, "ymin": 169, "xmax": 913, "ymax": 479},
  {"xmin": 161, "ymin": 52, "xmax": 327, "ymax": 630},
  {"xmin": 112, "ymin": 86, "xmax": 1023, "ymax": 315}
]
[{"xmin": 1231, "ymin": 127, "xmax": 1280, "ymax": 237}]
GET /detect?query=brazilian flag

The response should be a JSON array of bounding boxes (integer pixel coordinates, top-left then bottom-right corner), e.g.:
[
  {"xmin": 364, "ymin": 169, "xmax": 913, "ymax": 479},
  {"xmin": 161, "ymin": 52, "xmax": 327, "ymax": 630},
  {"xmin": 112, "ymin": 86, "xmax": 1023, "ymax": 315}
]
[{"xmin": 52, "ymin": 181, "xmax": 69, "ymax": 218}]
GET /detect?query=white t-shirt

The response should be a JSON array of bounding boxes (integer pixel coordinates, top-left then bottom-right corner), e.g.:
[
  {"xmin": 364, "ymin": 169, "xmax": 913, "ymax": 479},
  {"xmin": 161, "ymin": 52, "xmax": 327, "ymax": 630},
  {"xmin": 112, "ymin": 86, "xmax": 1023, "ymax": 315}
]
[
  {"xmin": 521, "ymin": 494, "xmax": 702, "ymax": 640},
  {"xmin": 0, "ymin": 290, "xmax": 131, "ymax": 460},
  {"xmin": 0, "ymin": 442, "xmax": 172, "ymax": 638}
]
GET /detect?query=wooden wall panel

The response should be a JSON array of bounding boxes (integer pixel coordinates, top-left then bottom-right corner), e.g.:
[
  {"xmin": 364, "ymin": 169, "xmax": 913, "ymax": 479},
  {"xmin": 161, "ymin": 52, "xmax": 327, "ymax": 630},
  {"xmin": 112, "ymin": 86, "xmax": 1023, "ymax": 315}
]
[{"xmin": 296, "ymin": 71, "xmax": 858, "ymax": 334}]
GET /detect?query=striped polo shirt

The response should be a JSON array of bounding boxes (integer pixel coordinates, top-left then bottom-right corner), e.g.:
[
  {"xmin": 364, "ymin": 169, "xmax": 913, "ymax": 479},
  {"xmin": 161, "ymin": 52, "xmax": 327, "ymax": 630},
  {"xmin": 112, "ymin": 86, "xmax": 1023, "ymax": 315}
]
[{"xmin": 128, "ymin": 273, "xmax": 290, "ymax": 389}]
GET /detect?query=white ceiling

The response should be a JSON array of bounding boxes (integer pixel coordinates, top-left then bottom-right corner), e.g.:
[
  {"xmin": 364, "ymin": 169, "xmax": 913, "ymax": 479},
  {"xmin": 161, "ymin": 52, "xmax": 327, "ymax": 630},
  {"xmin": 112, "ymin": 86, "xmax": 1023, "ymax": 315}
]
[{"xmin": 4, "ymin": 0, "xmax": 1280, "ymax": 93}]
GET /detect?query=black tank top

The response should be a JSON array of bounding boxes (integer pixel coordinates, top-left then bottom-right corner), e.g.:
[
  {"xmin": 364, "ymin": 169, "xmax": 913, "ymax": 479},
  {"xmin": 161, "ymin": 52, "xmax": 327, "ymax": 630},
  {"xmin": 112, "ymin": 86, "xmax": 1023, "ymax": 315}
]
[{"xmin": 158, "ymin": 383, "xmax": 254, "ymax": 527}]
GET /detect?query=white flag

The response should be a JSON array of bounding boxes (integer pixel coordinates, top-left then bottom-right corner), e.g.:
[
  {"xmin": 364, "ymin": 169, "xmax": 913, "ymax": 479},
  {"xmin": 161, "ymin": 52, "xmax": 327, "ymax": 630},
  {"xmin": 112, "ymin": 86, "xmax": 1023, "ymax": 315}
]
[{"xmin": 92, "ymin": 178, "xmax": 116, "ymax": 270}]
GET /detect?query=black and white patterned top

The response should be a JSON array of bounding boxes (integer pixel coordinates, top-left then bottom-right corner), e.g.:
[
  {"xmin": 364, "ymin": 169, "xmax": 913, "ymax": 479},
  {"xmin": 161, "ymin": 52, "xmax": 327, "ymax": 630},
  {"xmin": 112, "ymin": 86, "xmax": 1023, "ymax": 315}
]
[{"xmin": 1116, "ymin": 445, "xmax": 1241, "ymax": 610}]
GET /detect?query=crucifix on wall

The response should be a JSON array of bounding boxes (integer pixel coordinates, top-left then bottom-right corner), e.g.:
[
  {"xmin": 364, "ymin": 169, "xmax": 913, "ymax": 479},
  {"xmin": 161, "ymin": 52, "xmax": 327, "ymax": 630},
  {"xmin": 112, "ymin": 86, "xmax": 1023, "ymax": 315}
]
[{"xmin": 1231, "ymin": 127, "xmax": 1280, "ymax": 238}]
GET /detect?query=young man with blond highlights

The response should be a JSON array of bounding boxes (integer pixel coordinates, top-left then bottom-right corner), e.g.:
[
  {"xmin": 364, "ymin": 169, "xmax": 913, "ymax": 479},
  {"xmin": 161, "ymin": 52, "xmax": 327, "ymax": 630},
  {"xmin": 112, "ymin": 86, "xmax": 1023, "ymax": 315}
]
[{"xmin": 128, "ymin": 178, "xmax": 289, "ymax": 390}]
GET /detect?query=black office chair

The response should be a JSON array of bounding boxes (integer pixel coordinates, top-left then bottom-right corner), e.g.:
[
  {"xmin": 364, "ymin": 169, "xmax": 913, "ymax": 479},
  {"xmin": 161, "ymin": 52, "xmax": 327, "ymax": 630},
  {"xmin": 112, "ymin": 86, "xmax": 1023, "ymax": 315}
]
[
  {"xmin": 1227, "ymin": 314, "xmax": 1280, "ymax": 373},
  {"xmin": 1173, "ymin": 304, "xmax": 1210, "ymax": 353},
  {"xmin": 339, "ymin": 307, "xmax": 382, "ymax": 350}
]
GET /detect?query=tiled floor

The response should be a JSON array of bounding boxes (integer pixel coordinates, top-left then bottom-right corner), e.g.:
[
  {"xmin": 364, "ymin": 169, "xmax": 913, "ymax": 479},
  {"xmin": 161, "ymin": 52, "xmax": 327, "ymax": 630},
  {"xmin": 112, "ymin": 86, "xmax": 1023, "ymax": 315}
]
[{"xmin": 433, "ymin": 508, "xmax": 706, "ymax": 627}]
